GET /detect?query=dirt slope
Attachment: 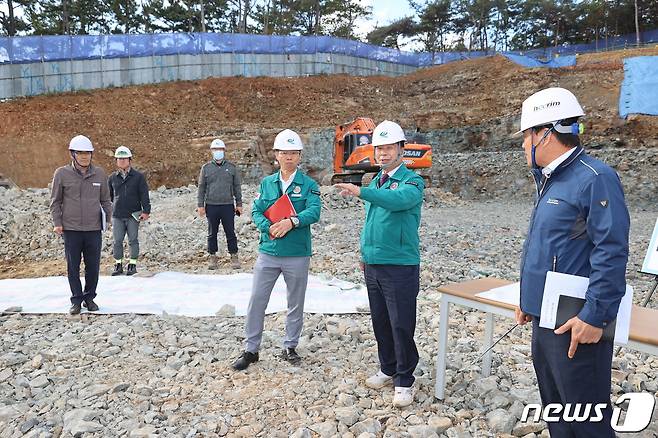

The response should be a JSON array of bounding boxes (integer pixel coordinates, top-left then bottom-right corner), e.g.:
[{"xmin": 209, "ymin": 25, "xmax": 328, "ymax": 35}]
[{"xmin": 1, "ymin": 47, "xmax": 657, "ymax": 188}]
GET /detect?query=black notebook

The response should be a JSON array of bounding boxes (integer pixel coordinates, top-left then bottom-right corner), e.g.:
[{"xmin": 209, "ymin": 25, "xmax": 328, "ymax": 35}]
[{"xmin": 555, "ymin": 295, "xmax": 616, "ymax": 342}]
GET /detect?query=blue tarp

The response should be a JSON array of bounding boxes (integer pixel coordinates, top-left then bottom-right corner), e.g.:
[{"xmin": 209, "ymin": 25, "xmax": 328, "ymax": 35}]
[
  {"xmin": 129, "ymin": 34, "xmax": 153, "ymax": 57},
  {"xmin": 42, "ymin": 36, "xmax": 71, "ymax": 61},
  {"xmin": 502, "ymin": 53, "xmax": 577, "ymax": 68},
  {"xmin": 0, "ymin": 29, "xmax": 657, "ymax": 68},
  {"xmin": 619, "ymin": 56, "xmax": 658, "ymax": 118}
]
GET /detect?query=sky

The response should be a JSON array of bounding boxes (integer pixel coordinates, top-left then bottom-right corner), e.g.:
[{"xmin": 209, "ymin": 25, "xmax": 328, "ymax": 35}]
[
  {"xmin": 356, "ymin": 0, "xmax": 419, "ymax": 49},
  {"xmin": 359, "ymin": 0, "xmax": 416, "ymax": 32},
  {"xmin": 0, "ymin": 0, "xmax": 420, "ymax": 48}
]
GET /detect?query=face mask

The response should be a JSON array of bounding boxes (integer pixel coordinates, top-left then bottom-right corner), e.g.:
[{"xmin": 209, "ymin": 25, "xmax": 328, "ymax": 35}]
[{"xmin": 212, "ymin": 150, "xmax": 225, "ymax": 161}]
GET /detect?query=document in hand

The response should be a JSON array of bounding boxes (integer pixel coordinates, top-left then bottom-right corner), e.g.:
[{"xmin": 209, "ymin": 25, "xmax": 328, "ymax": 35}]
[
  {"xmin": 641, "ymin": 217, "xmax": 658, "ymax": 275},
  {"xmin": 101, "ymin": 207, "xmax": 107, "ymax": 231},
  {"xmin": 264, "ymin": 194, "xmax": 297, "ymax": 223},
  {"xmin": 131, "ymin": 211, "xmax": 142, "ymax": 221},
  {"xmin": 539, "ymin": 271, "xmax": 633, "ymax": 344},
  {"xmin": 554, "ymin": 295, "xmax": 616, "ymax": 342}
]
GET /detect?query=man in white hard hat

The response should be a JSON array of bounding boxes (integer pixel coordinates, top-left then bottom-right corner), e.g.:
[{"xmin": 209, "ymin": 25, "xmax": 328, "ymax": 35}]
[
  {"xmin": 108, "ymin": 146, "xmax": 151, "ymax": 276},
  {"xmin": 514, "ymin": 87, "xmax": 629, "ymax": 437},
  {"xmin": 232, "ymin": 129, "xmax": 321, "ymax": 371},
  {"xmin": 335, "ymin": 120, "xmax": 424, "ymax": 408},
  {"xmin": 197, "ymin": 139, "xmax": 243, "ymax": 270},
  {"xmin": 50, "ymin": 135, "xmax": 112, "ymax": 314}
]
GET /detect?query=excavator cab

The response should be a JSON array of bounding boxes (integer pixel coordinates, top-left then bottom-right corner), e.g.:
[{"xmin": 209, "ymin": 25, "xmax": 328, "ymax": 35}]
[{"xmin": 342, "ymin": 133, "xmax": 372, "ymax": 163}]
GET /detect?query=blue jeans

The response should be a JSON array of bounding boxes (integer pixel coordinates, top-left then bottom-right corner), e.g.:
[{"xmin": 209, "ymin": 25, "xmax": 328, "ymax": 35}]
[
  {"xmin": 112, "ymin": 217, "xmax": 140, "ymax": 261},
  {"xmin": 364, "ymin": 264, "xmax": 420, "ymax": 387}
]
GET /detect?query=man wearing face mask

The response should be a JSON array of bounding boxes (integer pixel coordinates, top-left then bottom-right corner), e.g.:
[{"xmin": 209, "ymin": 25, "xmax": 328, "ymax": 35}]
[
  {"xmin": 197, "ymin": 139, "xmax": 243, "ymax": 270},
  {"xmin": 335, "ymin": 120, "xmax": 424, "ymax": 408},
  {"xmin": 50, "ymin": 135, "xmax": 112, "ymax": 314},
  {"xmin": 514, "ymin": 88, "xmax": 629, "ymax": 437}
]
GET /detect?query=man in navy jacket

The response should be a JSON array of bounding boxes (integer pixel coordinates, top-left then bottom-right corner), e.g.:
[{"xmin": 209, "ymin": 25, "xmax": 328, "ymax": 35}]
[
  {"xmin": 108, "ymin": 146, "xmax": 151, "ymax": 276},
  {"xmin": 515, "ymin": 88, "xmax": 630, "ymax": 438}
]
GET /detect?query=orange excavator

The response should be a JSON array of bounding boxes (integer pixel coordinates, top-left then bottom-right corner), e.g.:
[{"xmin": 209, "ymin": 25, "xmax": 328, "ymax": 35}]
[{"xmin": 328, "ymin": 117, "xmax": 432, "ymax": 186}]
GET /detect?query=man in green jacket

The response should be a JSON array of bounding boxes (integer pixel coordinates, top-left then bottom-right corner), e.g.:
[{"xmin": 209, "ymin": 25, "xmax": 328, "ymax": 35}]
[
  {"xmin": 232, "ymin": 129, "xmax": 322, "ymax": 371},
  {"xmin": 336, "ymin": 120, "xmax": 424, "ymax": 408}
]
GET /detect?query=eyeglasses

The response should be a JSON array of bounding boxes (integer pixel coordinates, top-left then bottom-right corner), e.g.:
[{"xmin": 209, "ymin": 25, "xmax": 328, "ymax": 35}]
[{"xmin": 277, "ymin": 151, "xmax": 300, "ymax": 156}]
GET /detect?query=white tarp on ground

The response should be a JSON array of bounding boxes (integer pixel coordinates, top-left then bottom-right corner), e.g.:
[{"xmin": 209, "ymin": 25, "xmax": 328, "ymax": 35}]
[{"xmin": 0, "ymin": 272, "xmax": 369, "ymax": 316}]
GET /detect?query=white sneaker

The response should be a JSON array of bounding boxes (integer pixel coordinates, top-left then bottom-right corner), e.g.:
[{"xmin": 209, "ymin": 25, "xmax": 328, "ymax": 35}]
[
  {"xmin": 392, "ymin": 386, "xmax": 414, "ymax": 407},
  {"xmin": 365, "ymin": 370, "xmax": 393, "ymax": 389}
]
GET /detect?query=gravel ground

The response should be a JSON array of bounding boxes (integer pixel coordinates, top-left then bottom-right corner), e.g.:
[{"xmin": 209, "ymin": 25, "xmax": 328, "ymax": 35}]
[{"xmin": 0, "ymin": 185, "xmax": 657, "ymax": 437}]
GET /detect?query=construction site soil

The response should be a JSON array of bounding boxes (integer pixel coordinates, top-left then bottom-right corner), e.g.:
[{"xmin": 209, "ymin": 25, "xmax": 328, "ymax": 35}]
[
  {"xmin": 2, "ymin": 48, "xmax": 658, "ymax": 438},
  {"xmin": 1, "ymin": 47, "xmax": 657, "ymax": 189}
]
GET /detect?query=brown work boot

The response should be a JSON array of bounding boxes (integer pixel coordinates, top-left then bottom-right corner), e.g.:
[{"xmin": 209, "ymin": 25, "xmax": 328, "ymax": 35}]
[
  {"xmin": 208, "ymin": 254, "xmax": 218, "ymax": 270},
  {"xmin": 230, "ymin": 253, "xmax": 241, "ymax": 270}
]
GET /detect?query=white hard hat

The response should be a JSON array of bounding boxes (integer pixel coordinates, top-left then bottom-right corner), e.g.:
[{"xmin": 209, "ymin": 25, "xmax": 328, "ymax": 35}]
[
  {"xmin": 68, "ymin": 135, "xmax": 94, "ymax": 152},
  {"xmin": 210, "ymin": 139, "xmax": 226, "ymax": 149},
  {"xmin": 273, "ymin": 129, "xmax": 303, "ymax": 151},
  {"xmin": 114, "ymin": 145, "xmax": 132, "ymax": 158},
  {"xmin": 372, "ymin": 120, "xmax": 406, "ymax": 147},
  {"xmin": 516, "ymin": 87, "xmax": 585, "ymax": 135}
]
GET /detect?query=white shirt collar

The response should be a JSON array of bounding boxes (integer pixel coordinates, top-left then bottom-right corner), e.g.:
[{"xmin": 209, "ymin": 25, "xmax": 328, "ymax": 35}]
[
  {"xmin": 542, "ymin": 147, "xmax": 576, "ymax": 177},
  {"xmin": 384, "ymin": 164, "xmax": 402, "ymax": 177},
  {"xmin": 279, "ymin": 169, "xmax": 297, "ymax": 193}
]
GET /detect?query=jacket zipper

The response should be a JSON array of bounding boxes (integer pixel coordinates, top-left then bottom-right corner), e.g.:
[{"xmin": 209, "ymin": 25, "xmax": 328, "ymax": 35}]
[
  {"xmin": 552, "ymin": 255, "xmax": 557, "ymax": 271},
  {"xmin": 536, "ymin": 172, "xmax": 551, "ymax": 204},
  {"xmin": 521, "ymin": 171, "xmax": 551, "ymax": 280},
  {"xmin": 80, "ymin": 176, "xmax": 84, "ymax": 227}
]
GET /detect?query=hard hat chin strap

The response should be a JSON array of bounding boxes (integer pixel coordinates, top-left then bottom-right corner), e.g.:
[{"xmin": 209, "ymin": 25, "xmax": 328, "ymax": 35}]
[
  {"xmin": 71, "ymin": 151, "xmax": 92, "ymax": 168},
  {"xmin": 531, "ymin": 127, "xmax": 553, "ymax": 169},
  {"xmin": 381, "ymin": 159, "xmax": 401, "ymax": 172},
  {"xmin": 379, "ymin": 142, "xmax": 404, "ymax": 172}
]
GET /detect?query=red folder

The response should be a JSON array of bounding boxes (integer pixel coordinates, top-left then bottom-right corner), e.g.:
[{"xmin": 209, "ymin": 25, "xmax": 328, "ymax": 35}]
[{"xmin": 264, "ymin": 194, "xmax": 297, "ymax": 223}]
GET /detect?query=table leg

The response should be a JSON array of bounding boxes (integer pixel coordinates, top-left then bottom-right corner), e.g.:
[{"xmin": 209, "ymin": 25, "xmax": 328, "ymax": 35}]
[
  {"xmin": 435, "ymin": 294, "xmax": 450, "ymax": 400},
  {"xmin": 483, "ymin": 312, "xmax": 494, "ymax": 377}
]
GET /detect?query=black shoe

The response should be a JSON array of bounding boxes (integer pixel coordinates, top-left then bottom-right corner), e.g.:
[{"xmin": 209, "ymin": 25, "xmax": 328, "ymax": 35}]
[
  {"xmin": 126, "ymin": 264, "xmax": 137, "ymax": 276},
  {"xmin": 112, "ymin": 263, "xmax": 123, "ymax": 276},
  {"xmin": 232, "ymin": 351, "xmax": 259, "ymax": 371},
  {"xmin": 69, "ymin": 303, "xmax": 81, "ymax": 315},
  {"xmin": 280, "ymin": 348, "xmax": 302, "ymax": 365},
  {"xmin": 83, "ymin": 299, "xmax": 99, "ymax": 312}
]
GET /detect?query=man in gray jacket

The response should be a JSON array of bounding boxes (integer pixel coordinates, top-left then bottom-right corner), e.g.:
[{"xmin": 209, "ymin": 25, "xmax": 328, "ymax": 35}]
[
  {"xmin": 197, "ymin": 139, "xmax": 242, "ymax": 269},
  {"xmin": 50, "ymin": 135, "xmax": 112, "ymax": 314}
]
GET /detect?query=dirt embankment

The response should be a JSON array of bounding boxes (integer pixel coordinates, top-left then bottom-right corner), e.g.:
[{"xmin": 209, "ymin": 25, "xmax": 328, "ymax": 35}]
[{"xmin": 1, "ymin": 47, "xmax": 657, "ymax": 189}]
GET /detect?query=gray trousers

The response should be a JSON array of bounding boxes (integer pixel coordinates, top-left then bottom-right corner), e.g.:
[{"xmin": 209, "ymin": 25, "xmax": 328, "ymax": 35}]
[
  {"xmin": 112, "ymin": 217, "xmax": 140, "ymax": 261},
  {"xmin": 244, "ymin": 253, "xmax": 311, "ymax": 353}
]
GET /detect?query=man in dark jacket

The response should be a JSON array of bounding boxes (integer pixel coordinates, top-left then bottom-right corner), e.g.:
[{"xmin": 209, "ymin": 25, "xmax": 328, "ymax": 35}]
[
  {"xmin": 108, "ymin": 146, "xmax": 151, "ymax": 276},
  {"xmin": 515, "ymin": 88, "xmax": 630, "ymax": 437},
  {"xmin": 50, "ymin": 135, "xmax": 112, "ymax": 314},
  {"xmin": 197, "ymin": 139, "xmax": 242, "ymax": 270}
]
